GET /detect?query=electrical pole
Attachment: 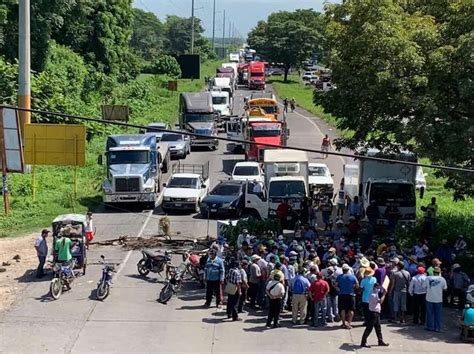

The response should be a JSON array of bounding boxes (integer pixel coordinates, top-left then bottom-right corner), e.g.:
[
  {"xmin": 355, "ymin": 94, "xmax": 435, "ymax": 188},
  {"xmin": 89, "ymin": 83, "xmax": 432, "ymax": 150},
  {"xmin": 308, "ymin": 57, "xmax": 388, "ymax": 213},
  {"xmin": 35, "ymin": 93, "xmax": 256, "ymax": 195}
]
[
  {"xmin": 191, "ymin": 0, "xmax": 195, "ymax": 54},
  {"xmin": 212, "ymin": 0, "xmax": 216, "ymax": 53},
  {"xmin": 222, "ymin": 10, "xmax": 225, "ymax": 59},
  {"xmin": 18, "ymin": 0, "xmax": 30, "ymax": 138}
]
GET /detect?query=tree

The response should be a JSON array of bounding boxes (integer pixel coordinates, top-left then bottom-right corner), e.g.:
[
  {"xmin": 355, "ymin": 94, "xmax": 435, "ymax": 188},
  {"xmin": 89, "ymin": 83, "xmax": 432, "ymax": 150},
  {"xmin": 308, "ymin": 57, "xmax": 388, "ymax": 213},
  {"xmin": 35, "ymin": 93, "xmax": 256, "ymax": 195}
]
[
  {"xmin": 315, "ymin": 0, "xmax": 473, "ymax": 199},
  {"xmin": 154, "ymin": 55, "xmax": 181, "ymax": 77},
  {"xmin": 163, "ymin": 15, "xmax": 208, "ymax": 56},
  {"xmin": 247, "ymin": 9, "xmax": 325, "ymax": 81},
  {"xmin": 130, "ymin": 8, "xmax": 163, "ymax": 63}
]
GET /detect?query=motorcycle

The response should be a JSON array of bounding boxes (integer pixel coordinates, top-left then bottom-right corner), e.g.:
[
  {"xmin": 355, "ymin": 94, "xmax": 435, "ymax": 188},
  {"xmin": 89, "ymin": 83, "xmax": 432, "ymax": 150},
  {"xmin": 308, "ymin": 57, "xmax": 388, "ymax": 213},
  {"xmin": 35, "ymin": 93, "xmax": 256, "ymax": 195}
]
[
  {"xmin": 96, "ymin": 255, "xmax": 116, "ymax": 301},
  {"xmin": 157, "ymin": 262, "xmax": 187, "ymax": 304},
  {"xmin": 183, "ymin": 251, "xmax": 206, "ymax": 288},
  {"xmin": 50, "ymin": 259, "xmax": 76, "ymax": 300},
  {"xmin": 137, "ymin": 249, "xmax": 171, "ymax": 278}
]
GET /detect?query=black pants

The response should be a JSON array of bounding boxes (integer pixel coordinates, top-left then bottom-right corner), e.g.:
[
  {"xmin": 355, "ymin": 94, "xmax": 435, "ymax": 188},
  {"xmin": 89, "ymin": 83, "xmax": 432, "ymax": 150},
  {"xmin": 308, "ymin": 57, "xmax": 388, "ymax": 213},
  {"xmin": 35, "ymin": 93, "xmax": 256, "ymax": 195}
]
[
  {"xmin": 451, "ymin": 288, "xmax": 466, "ymax": 309},
  {"xmin": 238, "ymin": 287, "xmax": 247, "ymax": 312},
  {"xmin": 412, "ymin": 293, "xmax": 426, "ymax": 324},
  {"xmin": 227, "ymin": 293, "xmax": 240, "ymax": 320},
  {"xmin": 36, "ymin": 256, "xmax": 46, "ymax": 278},
  {"xmin": 305, "ymin": 298, "xmax": 313, "ymax": 322},
  {"xmin": 361, "ymin": 311, "xmax": 383, "ymax": 345},
  {"xmin": 267, "ymin": 298, "xmax": 282, "ymax": 326},
  {"xmin": 362, "ymin": 302, "xmax": 370, "ymax": 322},
  {"xmin": 248, "ymin": 282, "xmax": 258, "ymax": 308},
  {"xmin": 205, "ymin": 280, "xmax": 221, "ymax": 306}
]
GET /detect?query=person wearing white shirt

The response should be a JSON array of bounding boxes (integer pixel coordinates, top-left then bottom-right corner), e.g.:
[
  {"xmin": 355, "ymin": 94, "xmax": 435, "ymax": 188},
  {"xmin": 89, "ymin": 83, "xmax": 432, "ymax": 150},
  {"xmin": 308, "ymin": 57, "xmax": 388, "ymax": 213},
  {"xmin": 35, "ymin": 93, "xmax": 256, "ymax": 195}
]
[
  {"xmin": 266, "ymin": 273, "xmax": 286, "ymax": 328},
  {"xmin": 425, "ymin": 267, "xmax": 447, "ymax": 332},
  {"xmin": 409, "ymin": 266, "xmax": 427, "ymax": 325}
]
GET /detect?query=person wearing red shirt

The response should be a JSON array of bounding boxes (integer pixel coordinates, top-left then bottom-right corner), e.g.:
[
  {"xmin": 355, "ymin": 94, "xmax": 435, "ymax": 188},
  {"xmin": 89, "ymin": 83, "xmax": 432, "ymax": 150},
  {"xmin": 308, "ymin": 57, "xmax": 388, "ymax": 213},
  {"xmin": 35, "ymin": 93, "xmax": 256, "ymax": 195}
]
[
  {"xmin": 308, "ymin": 272, "xmax": 330, "ymax": 326},
  {"xmin": 276, "ymin": 199, "xmax": 292, "ymax": 230}
]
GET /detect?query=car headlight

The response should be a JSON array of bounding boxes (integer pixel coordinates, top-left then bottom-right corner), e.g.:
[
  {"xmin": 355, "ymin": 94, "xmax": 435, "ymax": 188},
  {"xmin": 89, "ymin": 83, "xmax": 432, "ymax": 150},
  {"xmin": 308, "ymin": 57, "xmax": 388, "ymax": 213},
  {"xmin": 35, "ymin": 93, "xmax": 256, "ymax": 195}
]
[
  {"xmin": 186, "ymin": 197, "xmax": 196, "ymax": 202},
  {"xmin": 163, "ymin": 196, "xmax": 171, "ymax": 201}
]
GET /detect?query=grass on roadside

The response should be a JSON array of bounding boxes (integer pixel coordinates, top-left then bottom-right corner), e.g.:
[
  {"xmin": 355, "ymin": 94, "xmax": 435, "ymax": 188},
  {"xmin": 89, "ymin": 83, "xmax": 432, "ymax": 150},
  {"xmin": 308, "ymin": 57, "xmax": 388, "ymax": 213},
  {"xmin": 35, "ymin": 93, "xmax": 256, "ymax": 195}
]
[{"xmin": 0, "ymin": 60, "xmax": 222, "ymax": 237}]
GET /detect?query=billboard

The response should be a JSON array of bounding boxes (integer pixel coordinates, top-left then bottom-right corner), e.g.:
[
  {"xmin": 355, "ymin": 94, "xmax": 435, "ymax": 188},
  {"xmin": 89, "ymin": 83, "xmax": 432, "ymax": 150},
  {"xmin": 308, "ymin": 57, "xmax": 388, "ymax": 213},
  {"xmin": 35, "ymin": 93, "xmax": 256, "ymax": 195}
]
[
  {"xmin": 0, "ymin": 108, "xmax": 24, "ymax": 172},
  {"xmin": 178, "ymin": 54, "xmax": 201, "ymax": 79},
  {"xmin": 102, "ymin": 105, "xmax": 130, "ymax": 122},
  {"xmin": 24, "ymin": 124, "xmax": 86, "ymax": 166}
]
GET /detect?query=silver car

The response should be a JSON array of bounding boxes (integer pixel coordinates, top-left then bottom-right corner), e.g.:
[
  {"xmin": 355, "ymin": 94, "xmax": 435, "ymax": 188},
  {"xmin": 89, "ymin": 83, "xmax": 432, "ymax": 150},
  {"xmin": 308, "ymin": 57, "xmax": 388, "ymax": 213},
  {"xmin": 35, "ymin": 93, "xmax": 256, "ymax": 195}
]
[{"xmin": 161, "ymin": 132, "xmax": 191, "ymax": 159}]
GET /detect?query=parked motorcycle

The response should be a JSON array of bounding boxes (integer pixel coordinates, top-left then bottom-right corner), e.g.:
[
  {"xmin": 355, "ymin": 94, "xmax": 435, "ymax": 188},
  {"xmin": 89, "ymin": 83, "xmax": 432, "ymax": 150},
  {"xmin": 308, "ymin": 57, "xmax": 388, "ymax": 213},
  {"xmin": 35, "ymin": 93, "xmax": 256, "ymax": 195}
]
[
  {"xmin": 50, "ymin": 260, "xmax": 76, "ymax": 300},
  {"xmin": 96, "ymin": 255, "xmax": 116, "ymax": 300},
  {"xmin": 137, "ymin": 249, "xmax": 171, "ymax": 278},
  {"xmin": 183, "ymin": 251, "xmax": 206, "ymax": 288},
  {"xmin": 157, "ymin": 262, "xmax": 186, "ymax": 304}
]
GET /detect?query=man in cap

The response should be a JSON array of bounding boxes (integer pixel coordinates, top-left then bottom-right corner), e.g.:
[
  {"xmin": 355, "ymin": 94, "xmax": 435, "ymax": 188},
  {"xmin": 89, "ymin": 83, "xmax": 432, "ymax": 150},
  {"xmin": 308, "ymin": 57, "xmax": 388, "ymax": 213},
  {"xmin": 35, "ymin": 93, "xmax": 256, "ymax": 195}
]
[
  {"xmin": 266, "ymin": 273, "xmax": 286, "ymax": 328},
  {"xmin": 248, "ymin": 255, "xmax": 262, "ymax": 309},
  {"xmin": 409, "ymin": 266, "xmax": 427, "ymax": 325},
  {"xmin": 374, "ymin": 257, "xmax": 387, "ymax": 286},
  {"xmin": 309, "ymin": 272, "xmax": 330, "ymax": 327},
  {"xmin": 360, "ymin": 268, "xmax": 376, "ymax": 324},
  {"xmin": 291, "ymin": 267, "xmax": 311, "ymax": 324},
  {"xmin": 357, "ymin": 257, "xmax": 371, "ymax": 280},
  {"xmin": 388, "ymin": 262, "xmax": 411, "ymax": 324},
  {"xmin": 425, "ymin": 267, "xmax": 447, "ymax": 332},
  {"xmin": 34, "ymin": 229, "xmax": 50, "ymax": 278},
  {"xmin": 204, "ymin": 248, "xmax": 225, "ymax": 308},
  {"xmin": 336, "ymin": 264, "xmax": 359, "ymax": 329}
]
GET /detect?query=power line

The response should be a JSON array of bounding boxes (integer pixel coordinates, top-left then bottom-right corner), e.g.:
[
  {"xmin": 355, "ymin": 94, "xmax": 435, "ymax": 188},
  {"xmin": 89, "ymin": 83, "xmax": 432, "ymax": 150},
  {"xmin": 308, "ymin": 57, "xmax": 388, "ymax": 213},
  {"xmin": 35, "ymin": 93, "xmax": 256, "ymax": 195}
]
[{"xmin": 2, "ymin": 105, "xmax": 473, "ymax": 174}]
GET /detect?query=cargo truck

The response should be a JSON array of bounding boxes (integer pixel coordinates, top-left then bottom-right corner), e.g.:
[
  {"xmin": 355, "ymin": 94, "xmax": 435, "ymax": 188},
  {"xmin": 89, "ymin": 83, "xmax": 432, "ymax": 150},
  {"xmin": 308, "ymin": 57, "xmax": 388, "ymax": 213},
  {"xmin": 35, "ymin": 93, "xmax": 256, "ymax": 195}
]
[
  {"xmin": 179, "ymin": 92, "xmax": 219, "ymax": 150},
  {"xmin": 100, "ymin": 134, "xmax": 162, "ymax": 209},
  {"xmin": 343, "ymin": 149, "xmax": 423, "ymax": 224},
  {"xmin": 248, "ymin": 62, "xmax": 266, "ymax": 90}
]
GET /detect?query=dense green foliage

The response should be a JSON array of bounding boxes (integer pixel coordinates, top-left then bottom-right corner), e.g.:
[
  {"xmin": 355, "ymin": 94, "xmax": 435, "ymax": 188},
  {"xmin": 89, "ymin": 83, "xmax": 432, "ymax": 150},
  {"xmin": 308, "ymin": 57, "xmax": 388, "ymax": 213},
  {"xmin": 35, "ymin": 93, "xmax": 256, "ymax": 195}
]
[
  {"xmin": 130, "ymin": 8, "xmax": 164, "ymax": 64},
  {"xmin": 315, "ymin": 0, "xmax": 473, "ymax": 200},
  {"xmin": 154, "ymin": 55, "xmax": 181, "ymax": 78},
  {"xmin": 248, "ymin": 9, "xmax": 325, "ymax": 81}
]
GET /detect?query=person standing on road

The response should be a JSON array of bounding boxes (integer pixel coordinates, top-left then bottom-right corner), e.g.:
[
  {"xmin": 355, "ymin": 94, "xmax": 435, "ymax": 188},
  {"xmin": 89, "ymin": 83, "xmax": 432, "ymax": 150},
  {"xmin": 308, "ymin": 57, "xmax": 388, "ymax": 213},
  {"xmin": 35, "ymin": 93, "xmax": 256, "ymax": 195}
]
[
  {"xmin": 360, "ymin": 268, "xmax": 377, "ymax": 324},
  {"xmin": 248, "ymin": 255, "xmax": 262, "ymax": 309},
  {"xmin": 266, "ymin": 273, "xmax": 286, "ymax": 328},
  {"xmin": 409, "ymin": 266, "xmax": 427, "ymax": 325},
  {"xmin": 336, "ymin": 264, "xmax": 359, "ymax": 329},
  {"xmin": 204, "ymin": 249, "xmax": 225, "ymax": 308},
  {"xmin": 308, "ymin": 272, "xmax": 330, "ymax": 327},
  {"xmin": 283, "ymin": 98, "xmax": 289, "ymax": 113},
  {"xmin": 348, "ymin": 196, "xmax": 364, "ymax": 221},
  {"xmin": 333, "ymin": 184, "xmax": 348, "ymax": 218},
  {"xmin": 225, "ymin": 259, "xmax": 242, "ymax": 321},
  {"xmin": 425, "ymin": 267, "xmax": 447, "ymax": 332},
  {"xmin": 85, "ymin": 211, "xmax": 94, "ymax": 249},
  {"xmin": 360, "ymin": 282, "xmax": 390, "ymax": 348},
  {"xmin": 34, "ymin": 229, "xmax": 49, "ymax": 278},
  {"xmin": 237, "ymin": 259, "xmax": 249, "ymax": 313},
  {"xmin": 290, "ymin": 98, "xmax": 296, "ymax": 112},
  {"xmin": 388, "ymin": 262, "xmax": 411, "ymax": 324},
  {"xmin": 321, "ymin": 134, "xmax": 331, "ymax": 159},
  {"xmin": 291, "ymin": 268, "xmax": 311, "ymax": 324}
]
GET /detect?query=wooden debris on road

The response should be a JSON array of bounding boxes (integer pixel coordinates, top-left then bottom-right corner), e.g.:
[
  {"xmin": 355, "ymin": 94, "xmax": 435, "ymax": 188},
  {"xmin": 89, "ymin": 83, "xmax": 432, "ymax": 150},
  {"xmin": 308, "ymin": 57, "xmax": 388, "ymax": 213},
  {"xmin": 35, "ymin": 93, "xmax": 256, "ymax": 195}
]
[{"xmin": 90, "ymin": 235, "xmax": 208, "ymax": 251}]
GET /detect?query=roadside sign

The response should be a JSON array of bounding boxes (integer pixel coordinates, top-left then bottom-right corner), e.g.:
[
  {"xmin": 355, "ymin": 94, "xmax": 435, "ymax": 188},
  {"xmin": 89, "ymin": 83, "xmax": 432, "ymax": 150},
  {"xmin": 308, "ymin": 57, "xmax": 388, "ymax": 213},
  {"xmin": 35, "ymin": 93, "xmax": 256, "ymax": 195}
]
[
  {"xmin": 24, "ymin": 124, "xmax": 86, "ymax": 166},
  {"xmin": 102, "ymin": 105, "xmax": 129, "ymax": 122},
  {"xmin": 0, "ymin": 108, "xmax": 24, "ymax": 172}
]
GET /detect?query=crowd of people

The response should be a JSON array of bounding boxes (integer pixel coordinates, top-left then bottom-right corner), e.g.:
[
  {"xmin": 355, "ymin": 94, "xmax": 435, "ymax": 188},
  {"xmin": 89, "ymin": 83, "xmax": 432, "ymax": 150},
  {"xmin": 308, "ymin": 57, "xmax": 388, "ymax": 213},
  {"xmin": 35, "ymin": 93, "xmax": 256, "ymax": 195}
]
[{"xmin": 203, "ymin": 215, "xmax": 472, "ymax": 345}]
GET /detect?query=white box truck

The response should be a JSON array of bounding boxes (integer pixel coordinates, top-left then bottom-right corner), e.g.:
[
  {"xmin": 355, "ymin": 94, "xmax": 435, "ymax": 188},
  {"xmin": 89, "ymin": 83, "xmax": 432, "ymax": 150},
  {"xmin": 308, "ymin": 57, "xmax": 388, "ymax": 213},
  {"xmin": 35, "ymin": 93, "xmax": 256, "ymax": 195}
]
[{"xmin": 343, "ymin": 148, "xmax": 423, "ymax": 224}]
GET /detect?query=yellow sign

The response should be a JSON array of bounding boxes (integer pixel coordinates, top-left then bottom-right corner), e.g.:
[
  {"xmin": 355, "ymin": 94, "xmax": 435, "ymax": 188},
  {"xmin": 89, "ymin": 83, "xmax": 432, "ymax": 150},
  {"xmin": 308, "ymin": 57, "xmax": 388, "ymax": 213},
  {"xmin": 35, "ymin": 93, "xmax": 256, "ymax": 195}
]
[{"xmin": 24, "ymin": 124, "xmax": 86, "ymax": 166}]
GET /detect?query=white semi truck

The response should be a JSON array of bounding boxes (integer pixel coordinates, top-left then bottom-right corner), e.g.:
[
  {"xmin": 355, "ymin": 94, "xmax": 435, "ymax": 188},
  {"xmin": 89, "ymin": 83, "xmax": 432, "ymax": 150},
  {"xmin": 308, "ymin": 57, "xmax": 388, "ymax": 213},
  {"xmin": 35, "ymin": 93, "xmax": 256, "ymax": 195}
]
[{"xmin": 343, "ymin": 149, "xmax": 423, "ymax": 224}]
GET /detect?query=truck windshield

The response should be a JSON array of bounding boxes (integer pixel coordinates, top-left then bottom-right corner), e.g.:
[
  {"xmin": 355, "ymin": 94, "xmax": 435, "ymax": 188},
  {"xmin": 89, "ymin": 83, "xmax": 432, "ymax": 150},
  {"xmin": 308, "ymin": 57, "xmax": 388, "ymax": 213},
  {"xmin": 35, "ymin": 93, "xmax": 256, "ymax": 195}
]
[
  {"xmin": 251, "ymin": 127, "xmax": 281, "ymax": 138},
  {"xmin": 269, "ymin": 181, "xmax": 306, "ymax": 198},
  {"xmin": 261, "ymin": 106, "xmax": 277, "ymax": 114},
  {"xmin": 168, "ymin": 177, "xmax": 198, "ymax": 189},
  {"xmin": 212, "ymin": 97, "xmax": 227, "ymax": 105},
  {"xmin": 233, "ymin": 166, "xmax": 259, "ymax": 176},
  {"xmin": 185, "ymin": 113, "xmax": 214, "ymax": 122},
  {"xmin": 309, "ymin": 167, "xmax": 330, "ymax": 177},
  {"xmin": 161, "ymin": 134, "xmax": 182, "ymax": 142},
  {"xmin": 211, "ymin": 184, "xmax": 241, "ymax": 196},
  {"xmin": 109, "ymin": 151, "xmax": 149, "ymax": 165},
  {"xmin": 370, "ymin": 183, "xmax": 416, "ymax": 207}
]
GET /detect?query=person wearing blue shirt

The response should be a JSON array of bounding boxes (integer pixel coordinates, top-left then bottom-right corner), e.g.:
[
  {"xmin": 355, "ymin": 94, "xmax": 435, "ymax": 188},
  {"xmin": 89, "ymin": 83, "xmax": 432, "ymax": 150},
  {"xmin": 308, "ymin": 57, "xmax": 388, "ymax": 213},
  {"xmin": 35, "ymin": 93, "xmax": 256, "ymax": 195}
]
[
  {"xmin": 291, "ymin": 269, "xmax": 311, "ymax": 324},
  {"xmin": 336, "ymin": 264, "xmax": 359, "ymax": 329},
  {"xmin": 204, "ymin": 248, "xmax": 225, "ymax": 308},
  {"xmin": 360, "ymin": 269, "xmax": 377, "ymax": 324}
]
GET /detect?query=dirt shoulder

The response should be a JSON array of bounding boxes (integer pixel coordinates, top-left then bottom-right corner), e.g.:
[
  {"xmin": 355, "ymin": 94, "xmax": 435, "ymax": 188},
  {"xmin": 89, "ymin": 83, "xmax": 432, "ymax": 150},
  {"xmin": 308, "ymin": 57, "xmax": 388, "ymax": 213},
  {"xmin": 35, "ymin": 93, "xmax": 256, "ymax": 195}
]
[{"xmin": 0, "ymin": 232, "xmax": 43, "ymax": 312}]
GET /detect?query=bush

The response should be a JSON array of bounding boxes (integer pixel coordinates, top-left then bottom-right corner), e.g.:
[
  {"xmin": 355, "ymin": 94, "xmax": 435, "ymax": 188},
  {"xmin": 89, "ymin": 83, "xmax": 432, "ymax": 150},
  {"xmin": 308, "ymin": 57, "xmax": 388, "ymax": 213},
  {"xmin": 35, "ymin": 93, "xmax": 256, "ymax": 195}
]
[
  {"xmin": 222, "ymin": 218, "xmax": 280, "ymax": 247},
  {"xmin": 154, "ymin": 55, "xmax": 181, "ymax": 78}
]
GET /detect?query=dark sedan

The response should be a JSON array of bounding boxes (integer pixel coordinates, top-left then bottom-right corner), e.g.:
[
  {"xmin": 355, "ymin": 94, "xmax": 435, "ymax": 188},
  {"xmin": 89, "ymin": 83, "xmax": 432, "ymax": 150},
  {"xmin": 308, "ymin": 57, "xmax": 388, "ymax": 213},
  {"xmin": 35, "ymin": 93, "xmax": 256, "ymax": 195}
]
[{"xmin": 200, "ymin": 181, "xmax": 245, "ymax": 218}]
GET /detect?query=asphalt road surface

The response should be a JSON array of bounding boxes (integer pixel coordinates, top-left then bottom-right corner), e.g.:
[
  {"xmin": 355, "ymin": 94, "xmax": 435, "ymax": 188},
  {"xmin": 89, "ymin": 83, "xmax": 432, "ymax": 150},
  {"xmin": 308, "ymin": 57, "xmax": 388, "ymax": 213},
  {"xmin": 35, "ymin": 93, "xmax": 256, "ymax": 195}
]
[{"xmin": 0, "ymin": 86, "xmax": 466, "ymax": 353}]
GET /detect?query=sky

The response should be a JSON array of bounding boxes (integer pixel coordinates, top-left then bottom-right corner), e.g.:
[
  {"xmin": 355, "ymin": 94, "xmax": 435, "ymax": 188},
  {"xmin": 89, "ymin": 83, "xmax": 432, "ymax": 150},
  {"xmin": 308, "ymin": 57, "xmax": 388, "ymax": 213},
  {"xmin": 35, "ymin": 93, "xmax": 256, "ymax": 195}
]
[{"xmin": 133, "ymin": 0, "xmax": 330, "ymax": 38}]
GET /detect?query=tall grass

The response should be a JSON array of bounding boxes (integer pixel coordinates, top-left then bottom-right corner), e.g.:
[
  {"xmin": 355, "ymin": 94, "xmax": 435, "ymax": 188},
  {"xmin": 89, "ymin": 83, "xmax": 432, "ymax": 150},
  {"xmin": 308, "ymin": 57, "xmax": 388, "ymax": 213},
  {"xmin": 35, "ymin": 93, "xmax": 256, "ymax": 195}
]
[{"xmin": 0, "ymin": 61, "xmax": 222, "ymax": 237}]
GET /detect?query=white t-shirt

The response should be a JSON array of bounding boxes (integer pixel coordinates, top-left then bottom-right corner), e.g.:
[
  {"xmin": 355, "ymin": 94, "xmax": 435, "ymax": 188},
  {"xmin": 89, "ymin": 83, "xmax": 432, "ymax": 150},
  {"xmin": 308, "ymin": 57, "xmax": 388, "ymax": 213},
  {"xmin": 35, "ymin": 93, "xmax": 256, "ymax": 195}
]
[
  {"xmin": 425, "ymin": 276, "xmax": 447, "ymax": 303},
  {"xmin": 266, "ymin": 280, "xmax": 286, "ymax": 298},
  {"xmin": 335, "ymin": 189, "xmax": 346, "ymax": 204}
]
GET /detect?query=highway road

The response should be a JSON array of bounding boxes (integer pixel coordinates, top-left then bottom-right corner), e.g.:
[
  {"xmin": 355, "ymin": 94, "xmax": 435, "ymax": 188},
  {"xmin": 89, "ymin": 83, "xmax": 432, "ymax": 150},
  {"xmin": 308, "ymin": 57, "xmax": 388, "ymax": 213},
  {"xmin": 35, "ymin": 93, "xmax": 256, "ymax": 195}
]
[{"xmin": 2, "ymin": 86, "xmax": 464, "ymax": 353}]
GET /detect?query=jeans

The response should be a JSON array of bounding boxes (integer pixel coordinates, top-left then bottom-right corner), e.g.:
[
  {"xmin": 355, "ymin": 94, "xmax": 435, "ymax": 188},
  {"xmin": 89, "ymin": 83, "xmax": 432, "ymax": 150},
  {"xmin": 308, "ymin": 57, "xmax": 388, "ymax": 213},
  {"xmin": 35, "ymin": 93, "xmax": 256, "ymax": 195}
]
[
  {"xmin": 291, "ymin": 294, "xmax": 307, "ymax": 323},
  {"xmin": 266, "ymin": 298, "xmax": 282, "ymax": 326},
  {"xmin": 205, "ymin": 280, "xmax": 221, "ymax": 306},
  {"xmin": 425, "ymin": 301, "xmax": 442, "ymax": 332},
  {"xmin": 361, "ymin": 311, "xmax": 383, "ymax": 345},
  {"xmin": 248, "ymin": 282, "xmax": 258, "ymax": 308},
  {"xmin": 312, "ymin": 299, "xmax": 327, "ymax": 326},
  {"xmin": 326, "ymin": 295, "xmax": 339, "ymax": 321},
  {"xmin": 36, "ymin": 255, "xmax": 46, "ymax": 278},
  {"xmin": 227, "ymin": 293, "xmax": 240, "ymax": 320},
  {"xmin": 412, "ymin": 293, "xmax": 426, "ymax": 324}
]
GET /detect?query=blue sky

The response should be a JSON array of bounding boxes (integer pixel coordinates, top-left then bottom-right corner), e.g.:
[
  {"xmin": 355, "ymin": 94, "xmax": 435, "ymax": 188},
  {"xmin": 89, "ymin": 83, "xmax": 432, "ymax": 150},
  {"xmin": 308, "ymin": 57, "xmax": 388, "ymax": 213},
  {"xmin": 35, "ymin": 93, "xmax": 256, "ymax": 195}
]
[{"xmin": 133, "ymin": 0, "xmax": 330, "ymax": 38}]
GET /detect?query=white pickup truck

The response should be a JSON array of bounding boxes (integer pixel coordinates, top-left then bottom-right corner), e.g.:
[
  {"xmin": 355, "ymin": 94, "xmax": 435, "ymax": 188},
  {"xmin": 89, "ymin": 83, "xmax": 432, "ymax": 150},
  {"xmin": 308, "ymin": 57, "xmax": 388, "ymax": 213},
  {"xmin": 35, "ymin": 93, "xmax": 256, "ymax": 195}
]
[{"xmin": 161, "ymin": 162, "xmax": 210, "ymax": 214}]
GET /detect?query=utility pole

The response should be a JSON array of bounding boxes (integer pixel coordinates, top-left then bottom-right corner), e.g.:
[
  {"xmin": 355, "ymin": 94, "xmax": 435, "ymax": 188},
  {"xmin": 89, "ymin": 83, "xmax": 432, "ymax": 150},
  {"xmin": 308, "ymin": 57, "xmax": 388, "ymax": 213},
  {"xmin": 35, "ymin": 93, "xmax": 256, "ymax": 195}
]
[
  {"xmin": 212, "ymin": 0, "xmax": 216, "ymax": 53},
  {"xmin": 228, "ymin": 21, "xmax": 231, "ymax": 47},
  {"xmin": 191, "ymin": 0, "xmax": 195, "ymax": 54},
  {"xmin": 18, "ymin": 0, "xmax": 30, "ymax": 138},
  {"xmin": 222, "ymin": 10, "xmax": 225, "ymax": 59}
]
